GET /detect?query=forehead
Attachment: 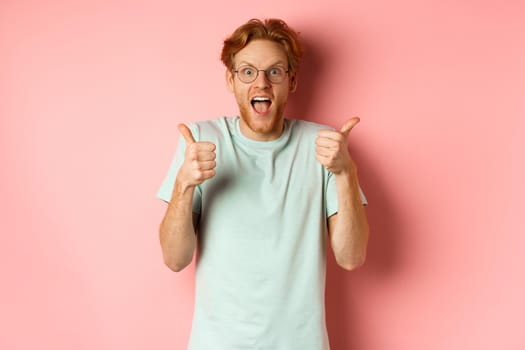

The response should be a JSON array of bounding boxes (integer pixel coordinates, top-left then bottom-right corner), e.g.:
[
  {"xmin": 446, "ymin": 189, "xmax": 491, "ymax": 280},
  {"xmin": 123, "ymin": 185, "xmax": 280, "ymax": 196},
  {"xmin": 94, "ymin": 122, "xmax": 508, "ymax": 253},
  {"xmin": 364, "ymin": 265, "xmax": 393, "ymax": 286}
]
[{"xmin": 233, "ymin": 39, "xmax": 288, "ymax": 67}]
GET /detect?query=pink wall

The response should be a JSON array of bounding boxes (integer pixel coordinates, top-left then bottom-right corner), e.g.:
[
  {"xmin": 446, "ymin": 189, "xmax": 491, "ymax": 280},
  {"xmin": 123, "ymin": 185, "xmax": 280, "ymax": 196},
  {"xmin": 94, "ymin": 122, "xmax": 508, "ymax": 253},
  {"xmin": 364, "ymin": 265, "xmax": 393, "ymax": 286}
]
[{"xmin": 1, "ymin": 0, "xmax": 523, "ymax": 349}]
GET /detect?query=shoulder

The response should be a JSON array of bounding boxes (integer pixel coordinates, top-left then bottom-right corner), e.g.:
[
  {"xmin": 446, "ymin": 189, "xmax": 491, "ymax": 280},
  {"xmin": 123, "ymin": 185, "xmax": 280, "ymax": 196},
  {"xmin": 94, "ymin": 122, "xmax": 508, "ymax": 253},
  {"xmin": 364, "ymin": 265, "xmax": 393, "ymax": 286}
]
[
  {"xmin": 288, "ymin": 119, "xmax": 335, "ymax": 139},
  {"xmin": 187, "ymin": 117, "xmax": 235, "ymax": 142}
]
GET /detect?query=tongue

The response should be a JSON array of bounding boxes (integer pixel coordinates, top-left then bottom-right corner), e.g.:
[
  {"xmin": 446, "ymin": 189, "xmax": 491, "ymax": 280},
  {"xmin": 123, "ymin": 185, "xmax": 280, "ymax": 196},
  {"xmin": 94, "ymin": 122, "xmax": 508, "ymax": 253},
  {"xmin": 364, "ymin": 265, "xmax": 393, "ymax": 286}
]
[{"xmin": 253, "ymin": 101, "xmax": 270, "ymax": 114}]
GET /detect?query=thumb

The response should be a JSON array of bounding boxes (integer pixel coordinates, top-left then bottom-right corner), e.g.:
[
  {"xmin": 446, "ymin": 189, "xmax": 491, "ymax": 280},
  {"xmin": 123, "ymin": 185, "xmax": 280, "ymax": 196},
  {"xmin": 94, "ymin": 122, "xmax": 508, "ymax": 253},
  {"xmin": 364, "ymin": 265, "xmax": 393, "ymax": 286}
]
[
  {"xmin": 177, "ymin": 123, "xmax": 196, "ymax": 144},
  {"xmin": 340, "ymin": 117, "xmax": 360, "ymax": 137}
]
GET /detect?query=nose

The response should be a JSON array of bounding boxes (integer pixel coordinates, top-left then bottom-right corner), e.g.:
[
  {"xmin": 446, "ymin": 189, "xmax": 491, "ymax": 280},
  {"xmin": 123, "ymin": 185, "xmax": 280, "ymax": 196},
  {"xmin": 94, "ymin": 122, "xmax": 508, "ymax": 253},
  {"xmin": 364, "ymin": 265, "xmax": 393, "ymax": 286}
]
[{"xmin": 253, "ymin": 70, "xmax": 271, "ymax": 88}]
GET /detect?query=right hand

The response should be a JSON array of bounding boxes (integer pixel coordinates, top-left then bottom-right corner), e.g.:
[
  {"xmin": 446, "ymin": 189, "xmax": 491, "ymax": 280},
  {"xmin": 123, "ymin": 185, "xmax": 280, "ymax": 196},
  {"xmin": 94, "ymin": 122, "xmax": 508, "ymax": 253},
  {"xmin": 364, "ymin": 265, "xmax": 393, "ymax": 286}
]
[{"xmin": 176, "ymin": 123, "xmax": 216, "ymax": 188}]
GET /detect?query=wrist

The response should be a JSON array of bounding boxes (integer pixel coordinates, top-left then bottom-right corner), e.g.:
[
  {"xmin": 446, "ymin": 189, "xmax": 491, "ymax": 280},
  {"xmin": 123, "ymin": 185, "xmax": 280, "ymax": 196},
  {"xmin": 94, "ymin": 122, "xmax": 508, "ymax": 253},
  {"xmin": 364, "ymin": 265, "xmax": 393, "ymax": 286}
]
[
  {"xmin": 173, "ymin": 176, "xmax": 196, "ymax": 197},
  {"xmin": 335, "ymin": 161, "xmax": 358, "ymax": 178},
  {"xmin": 335, "ymin": 167, "xmax": 359, "ymax": 188}
]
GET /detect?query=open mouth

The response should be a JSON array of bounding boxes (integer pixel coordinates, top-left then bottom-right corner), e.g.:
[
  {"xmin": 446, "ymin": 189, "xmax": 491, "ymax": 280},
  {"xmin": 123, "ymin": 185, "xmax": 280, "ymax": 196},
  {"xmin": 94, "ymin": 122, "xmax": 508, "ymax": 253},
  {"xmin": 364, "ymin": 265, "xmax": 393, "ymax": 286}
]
[{"xmin": 251, "ymin": 97, "xmax": 272, "ymax": 114}]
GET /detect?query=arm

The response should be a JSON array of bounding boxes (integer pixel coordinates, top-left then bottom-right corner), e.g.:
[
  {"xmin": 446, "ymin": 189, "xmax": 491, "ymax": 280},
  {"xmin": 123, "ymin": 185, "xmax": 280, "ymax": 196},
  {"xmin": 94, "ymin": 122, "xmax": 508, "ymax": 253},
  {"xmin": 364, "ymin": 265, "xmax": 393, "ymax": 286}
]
[
  {"xmin": 316, "ymin": 117, "xmax": 369, "ymax": 270},
  {"xmin": 327, "ymin": 170, "xmax": 369, "ymax": 270},
  {"xmin": 159, "ymin": 185, "xmax": 199, "ymax": 272},
  {"xmin": 159, "ymin": 124, "xmax": 216, "ymax": 272}
]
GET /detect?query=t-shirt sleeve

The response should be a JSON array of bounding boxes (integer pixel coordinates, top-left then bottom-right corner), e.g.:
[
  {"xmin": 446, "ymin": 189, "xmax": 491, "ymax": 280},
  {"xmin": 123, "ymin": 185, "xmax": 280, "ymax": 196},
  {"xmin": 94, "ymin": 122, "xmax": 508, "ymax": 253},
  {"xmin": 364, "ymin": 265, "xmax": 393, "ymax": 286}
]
[
  {"xmin": 156, "ymin": 126, "xmax": 202, "ymax": 214},
  {"xmin": 325, "ymin": 170, "xmax": 368, "ymax": 218}
]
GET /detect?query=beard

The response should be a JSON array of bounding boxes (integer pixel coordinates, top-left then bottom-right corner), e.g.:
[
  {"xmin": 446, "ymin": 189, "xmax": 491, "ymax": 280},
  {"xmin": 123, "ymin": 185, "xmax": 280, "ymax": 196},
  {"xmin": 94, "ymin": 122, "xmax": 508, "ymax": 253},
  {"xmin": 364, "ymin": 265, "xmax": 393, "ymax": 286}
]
[{"xmin": 237, "ymin": 101, "xmax": 287, "ymax": 140}]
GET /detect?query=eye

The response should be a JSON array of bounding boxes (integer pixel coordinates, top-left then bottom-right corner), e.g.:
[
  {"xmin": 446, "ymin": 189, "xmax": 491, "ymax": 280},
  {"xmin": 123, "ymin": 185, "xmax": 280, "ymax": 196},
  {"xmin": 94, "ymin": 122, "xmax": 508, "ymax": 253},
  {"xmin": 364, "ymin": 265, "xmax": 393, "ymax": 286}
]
[
  {"xmin": 268, "ymin": 67, "xmax": 283, "ymax": 76},
  {"xmin": 241, "ymin": 67, "xmax": 255, "ymax": 76}
]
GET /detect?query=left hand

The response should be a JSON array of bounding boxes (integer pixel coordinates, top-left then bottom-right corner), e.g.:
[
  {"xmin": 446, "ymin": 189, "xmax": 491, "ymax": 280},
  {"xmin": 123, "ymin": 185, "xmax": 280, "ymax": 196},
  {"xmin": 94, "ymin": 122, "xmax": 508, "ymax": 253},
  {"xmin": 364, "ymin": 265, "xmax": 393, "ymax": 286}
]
[{"xmin": 315, "ymin": 117, "xmax": 360, "ymax": 174}]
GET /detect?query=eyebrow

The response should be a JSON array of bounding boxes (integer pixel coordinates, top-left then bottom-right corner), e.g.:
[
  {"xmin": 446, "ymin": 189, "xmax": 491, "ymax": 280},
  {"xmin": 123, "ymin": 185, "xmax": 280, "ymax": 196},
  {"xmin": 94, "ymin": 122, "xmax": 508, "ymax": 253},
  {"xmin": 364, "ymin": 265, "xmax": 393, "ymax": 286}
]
[{"xmin": 236, "ymin": 60, "xmax": 287, "ymax": 68}]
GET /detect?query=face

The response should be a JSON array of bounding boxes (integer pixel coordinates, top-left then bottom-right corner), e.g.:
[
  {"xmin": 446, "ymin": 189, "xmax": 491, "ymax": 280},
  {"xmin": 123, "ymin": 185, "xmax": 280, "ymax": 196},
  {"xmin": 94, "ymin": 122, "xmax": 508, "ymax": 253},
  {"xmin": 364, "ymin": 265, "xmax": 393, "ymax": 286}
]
[{"xmin": 226, "ymin": 39, "xmax": 296, "ymax": 141}]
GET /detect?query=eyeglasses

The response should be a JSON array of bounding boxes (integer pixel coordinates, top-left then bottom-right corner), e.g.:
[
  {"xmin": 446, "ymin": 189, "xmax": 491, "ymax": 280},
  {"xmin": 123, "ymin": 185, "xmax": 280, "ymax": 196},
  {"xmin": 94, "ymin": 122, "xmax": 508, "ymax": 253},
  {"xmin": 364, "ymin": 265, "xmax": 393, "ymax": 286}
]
[{"xmin": 233, "ymin": 65, "xmax": 289, "ymax": 84}]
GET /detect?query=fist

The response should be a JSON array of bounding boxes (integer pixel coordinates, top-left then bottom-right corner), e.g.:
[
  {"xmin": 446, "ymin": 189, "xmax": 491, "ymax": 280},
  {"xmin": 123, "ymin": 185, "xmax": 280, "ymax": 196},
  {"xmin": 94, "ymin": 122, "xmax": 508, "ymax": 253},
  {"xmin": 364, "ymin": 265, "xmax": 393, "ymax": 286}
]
[
  {"xmin": 177, "ymin": 123, "xmax": 216, "ymax": 187},
  {"xmin": 315, "ymin": 117, "xmax": 360, "ymax": 174}
]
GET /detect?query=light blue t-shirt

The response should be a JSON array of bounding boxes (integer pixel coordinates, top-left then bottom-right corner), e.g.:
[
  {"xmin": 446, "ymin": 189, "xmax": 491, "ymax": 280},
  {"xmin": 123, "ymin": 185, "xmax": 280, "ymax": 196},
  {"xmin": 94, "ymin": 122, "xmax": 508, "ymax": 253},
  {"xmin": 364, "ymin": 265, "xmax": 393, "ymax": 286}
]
[{"xmin": 157, "ymin": 116, "xmax": 366, "ymax": 350}]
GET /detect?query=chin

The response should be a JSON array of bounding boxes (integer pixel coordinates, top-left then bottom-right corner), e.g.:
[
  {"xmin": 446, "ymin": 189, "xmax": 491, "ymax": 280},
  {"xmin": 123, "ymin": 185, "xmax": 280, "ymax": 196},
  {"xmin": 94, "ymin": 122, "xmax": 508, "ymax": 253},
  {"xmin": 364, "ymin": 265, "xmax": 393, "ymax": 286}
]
[
  {"xmin": 238, "ymin": 103, "xmax": 286, "ymax": 138},
  {"xmin": 246, "ymin": 113, "xmax": 278, "ymax": 130}
]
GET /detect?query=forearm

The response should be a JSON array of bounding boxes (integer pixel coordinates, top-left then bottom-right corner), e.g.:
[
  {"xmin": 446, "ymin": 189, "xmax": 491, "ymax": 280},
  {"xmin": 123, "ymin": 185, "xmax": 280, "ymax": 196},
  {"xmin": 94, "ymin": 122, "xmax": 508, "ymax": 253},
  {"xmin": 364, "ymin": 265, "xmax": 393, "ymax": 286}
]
[
  {"xmin": 330, "ymin": 169, "xmax": 369, "ymax": 270},
  {"xmin": 159, "ymin": 178, "xmax": 197, "ymax": 272}
]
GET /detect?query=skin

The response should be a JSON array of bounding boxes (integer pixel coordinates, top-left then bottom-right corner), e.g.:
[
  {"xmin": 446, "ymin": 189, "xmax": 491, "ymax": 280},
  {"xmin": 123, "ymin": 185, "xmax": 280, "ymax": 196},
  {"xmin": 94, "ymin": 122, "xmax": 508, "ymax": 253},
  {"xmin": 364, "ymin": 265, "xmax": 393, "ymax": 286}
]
[
  {"xmin": 316, "ymin": 117, "xmax": 369, "ymax": 270},
  {"xmin": 159, "ymin": 39, "xmax": 369, "ymax": 272},
  {"xmin": 226, "ymin": 39, "xmax": 297, "ymax": 141}
]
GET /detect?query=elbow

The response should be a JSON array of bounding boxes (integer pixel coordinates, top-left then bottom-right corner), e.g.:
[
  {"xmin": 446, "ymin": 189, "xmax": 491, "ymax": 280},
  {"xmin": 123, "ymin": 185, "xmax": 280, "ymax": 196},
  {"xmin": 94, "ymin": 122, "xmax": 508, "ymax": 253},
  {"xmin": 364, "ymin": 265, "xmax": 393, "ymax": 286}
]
[
  {"xmin": 337, "ymin": 254, "xmax": 366, "ymax": 271},
  {"xmin": 164, "ymin": 256, "xmax": 191, "ymax": 272},
  {"xmin": 159, "ymin": 225, "xmax": 195, "ymax": 273},
  {"xmin": 335, "ymin": 227, "xmax": 369, "ymax": 271}
]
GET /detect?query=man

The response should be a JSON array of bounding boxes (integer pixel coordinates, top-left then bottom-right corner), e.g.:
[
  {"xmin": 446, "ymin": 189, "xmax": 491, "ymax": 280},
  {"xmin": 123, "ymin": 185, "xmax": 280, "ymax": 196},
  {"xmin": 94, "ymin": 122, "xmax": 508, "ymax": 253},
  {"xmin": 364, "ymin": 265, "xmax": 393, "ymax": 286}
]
[{"xmin": 157, "ymin": 18, "xmax": 369, "ymax": 350}]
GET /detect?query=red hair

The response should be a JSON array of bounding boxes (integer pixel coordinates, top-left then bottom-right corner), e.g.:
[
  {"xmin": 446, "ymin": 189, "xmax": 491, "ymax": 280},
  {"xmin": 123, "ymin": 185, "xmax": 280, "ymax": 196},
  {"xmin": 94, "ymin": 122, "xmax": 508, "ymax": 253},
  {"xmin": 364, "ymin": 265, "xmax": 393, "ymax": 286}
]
[{"xmin": 221, "ymin": 18, "xmax": 304, "ymax": 73}]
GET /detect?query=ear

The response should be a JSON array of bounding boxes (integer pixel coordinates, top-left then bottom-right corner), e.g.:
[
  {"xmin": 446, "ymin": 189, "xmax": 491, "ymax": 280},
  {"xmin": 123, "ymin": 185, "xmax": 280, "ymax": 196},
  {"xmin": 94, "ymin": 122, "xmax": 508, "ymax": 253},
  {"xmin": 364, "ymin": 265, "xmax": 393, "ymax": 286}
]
[
  {"xmin": 289, "ymin": 73, "xmax": 298, "ymax": 93},
  {"xmin": 226, "ymin": 69, "xmax": 234, "ymax": 93}
]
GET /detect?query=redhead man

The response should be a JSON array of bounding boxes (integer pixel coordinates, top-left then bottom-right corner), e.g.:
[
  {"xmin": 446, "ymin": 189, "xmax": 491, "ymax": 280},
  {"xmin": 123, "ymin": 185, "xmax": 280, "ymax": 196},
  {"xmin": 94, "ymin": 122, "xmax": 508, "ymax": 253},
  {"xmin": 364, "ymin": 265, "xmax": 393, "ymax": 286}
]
[{"xmin": 157, "ymin": 18, "xmax": 369, "ymax": 350}]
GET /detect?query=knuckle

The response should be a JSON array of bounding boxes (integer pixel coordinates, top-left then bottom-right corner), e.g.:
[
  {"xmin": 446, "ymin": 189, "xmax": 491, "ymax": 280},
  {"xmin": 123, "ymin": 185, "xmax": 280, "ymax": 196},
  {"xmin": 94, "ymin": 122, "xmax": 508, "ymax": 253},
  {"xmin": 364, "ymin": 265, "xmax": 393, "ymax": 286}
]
[
  {"xmin": 193, "ymin": 170, "xmax": 204, "ymax": 181},
  {"xmin": 187, "ymin": 148, "xmax": 197, "ymax": 160}
]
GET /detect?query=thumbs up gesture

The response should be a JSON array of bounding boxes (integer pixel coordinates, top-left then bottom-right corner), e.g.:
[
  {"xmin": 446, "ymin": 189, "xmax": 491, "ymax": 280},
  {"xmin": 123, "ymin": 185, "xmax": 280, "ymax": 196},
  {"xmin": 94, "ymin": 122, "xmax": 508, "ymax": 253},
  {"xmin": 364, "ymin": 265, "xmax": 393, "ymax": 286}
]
[
  {"xmin": 315, "ymin": 117, "xmax": 360, "ymax": 175},
  {"xmin": 176, "ymin": 123, "xmax": 217, "ymax": 187}
]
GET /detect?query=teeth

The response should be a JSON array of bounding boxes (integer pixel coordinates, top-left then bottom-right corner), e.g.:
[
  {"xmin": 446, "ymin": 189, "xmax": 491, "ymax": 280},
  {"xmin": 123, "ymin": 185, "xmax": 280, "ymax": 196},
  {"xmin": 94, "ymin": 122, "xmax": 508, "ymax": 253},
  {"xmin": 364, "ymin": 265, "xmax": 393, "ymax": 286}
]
[{"xmin": 252, "ymin": 97, "xmax": 271, "ymax": 102}]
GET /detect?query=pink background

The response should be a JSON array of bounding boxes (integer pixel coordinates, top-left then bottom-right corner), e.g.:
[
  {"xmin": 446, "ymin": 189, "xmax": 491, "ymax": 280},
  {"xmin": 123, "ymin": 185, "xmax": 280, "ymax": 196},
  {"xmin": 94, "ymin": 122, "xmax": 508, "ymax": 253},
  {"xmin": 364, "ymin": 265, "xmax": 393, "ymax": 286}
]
[{"xmin": 1, "ymin": 0, "xmax": 524, "ymax": 349}]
